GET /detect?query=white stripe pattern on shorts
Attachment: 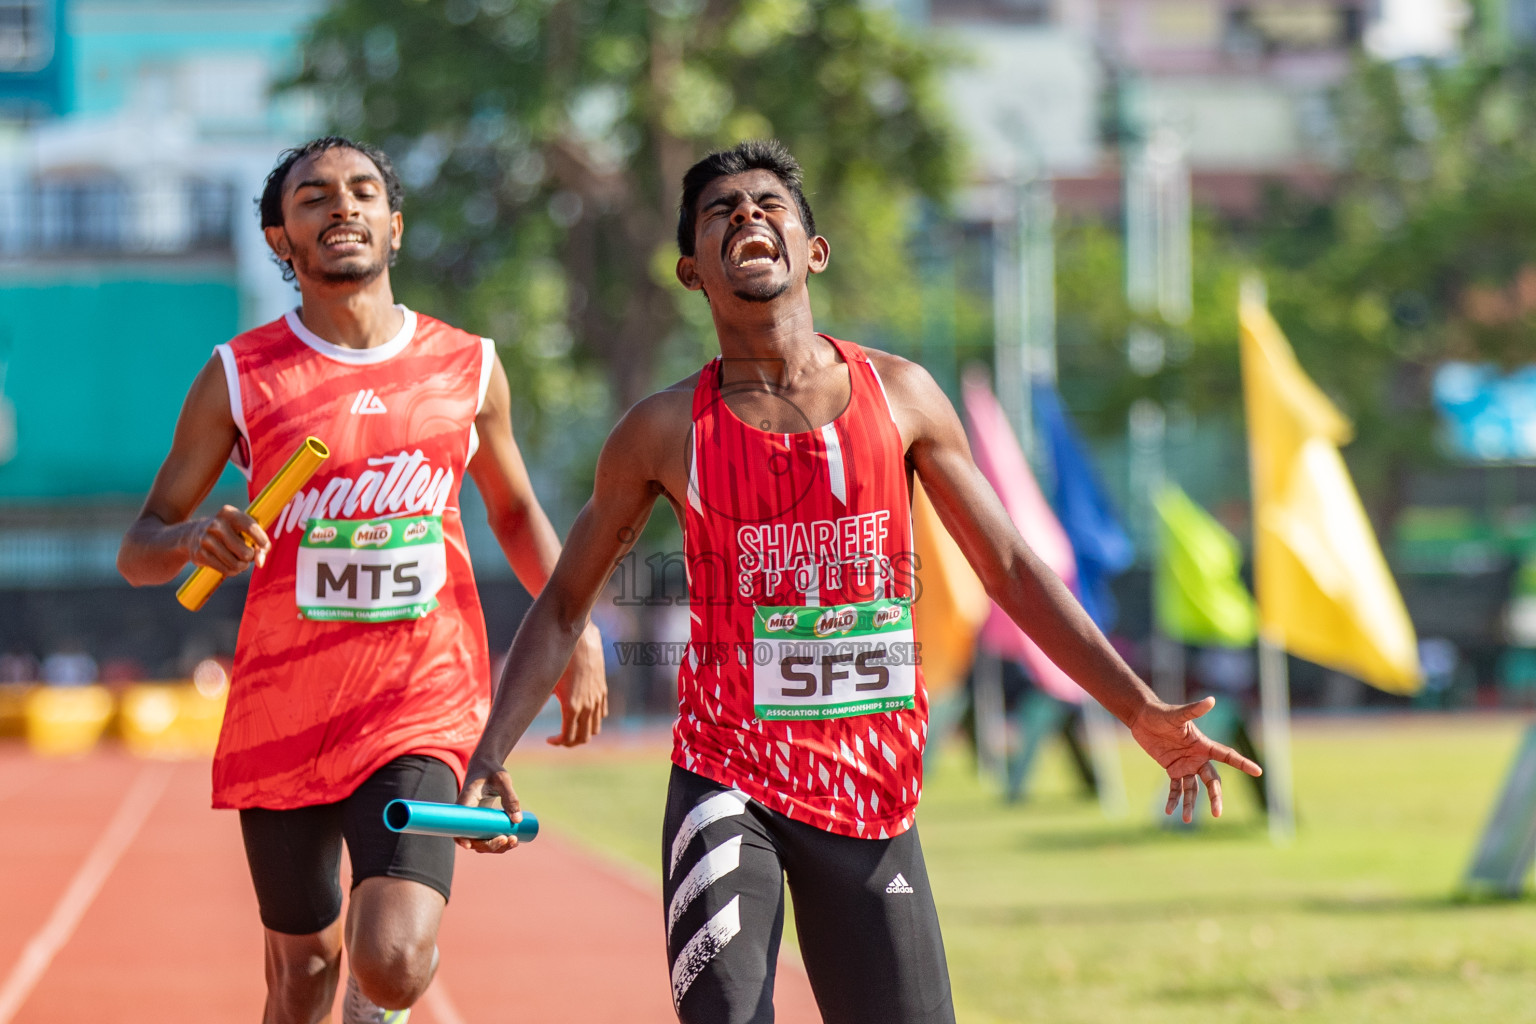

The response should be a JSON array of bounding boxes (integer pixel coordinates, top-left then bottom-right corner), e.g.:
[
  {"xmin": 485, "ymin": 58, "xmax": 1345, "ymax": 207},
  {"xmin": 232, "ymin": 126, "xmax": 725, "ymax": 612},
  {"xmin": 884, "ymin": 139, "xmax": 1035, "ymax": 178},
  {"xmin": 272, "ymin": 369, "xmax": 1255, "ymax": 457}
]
[
  {"xmin": 669, "ymin": 789, "xmax": 749, "ymax": 878},
  {"xmin": 670, "ymin": 896, "xmax": 742, "ymax": 1008},
  {"xmin": 667, "ymin": 835, "xmax": 743, "ymax": 940}
]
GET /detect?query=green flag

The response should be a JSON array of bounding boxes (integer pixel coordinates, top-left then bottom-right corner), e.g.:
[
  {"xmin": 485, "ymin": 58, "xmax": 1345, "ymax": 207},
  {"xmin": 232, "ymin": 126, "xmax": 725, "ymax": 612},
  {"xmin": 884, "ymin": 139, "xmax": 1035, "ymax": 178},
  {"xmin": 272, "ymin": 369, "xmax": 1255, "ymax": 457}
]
[{"xmin": 1154, "ymin": 485, "xmax": 1259, "ymax": 647}]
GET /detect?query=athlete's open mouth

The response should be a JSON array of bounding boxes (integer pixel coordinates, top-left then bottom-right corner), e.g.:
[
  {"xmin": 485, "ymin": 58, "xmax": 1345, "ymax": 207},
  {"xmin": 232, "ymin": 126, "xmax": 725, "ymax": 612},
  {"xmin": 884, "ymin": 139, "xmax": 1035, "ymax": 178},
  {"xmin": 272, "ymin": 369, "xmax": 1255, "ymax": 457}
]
[
  {"xmin": 727, "ymin": 231, "xmax": 780, "ymax": 269},
  {"xmin": 320, "ymin": 226, "xmax": 370, "ymax": 251}
]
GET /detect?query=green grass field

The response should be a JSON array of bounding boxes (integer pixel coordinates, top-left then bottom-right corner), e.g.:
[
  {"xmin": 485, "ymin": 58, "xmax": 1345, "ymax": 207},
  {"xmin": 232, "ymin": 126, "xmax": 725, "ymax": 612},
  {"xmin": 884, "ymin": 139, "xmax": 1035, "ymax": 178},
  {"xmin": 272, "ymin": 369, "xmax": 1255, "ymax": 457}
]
[{"xmin": 510, "ymin": 716, "xmax": 1536, "ymax": 1023}]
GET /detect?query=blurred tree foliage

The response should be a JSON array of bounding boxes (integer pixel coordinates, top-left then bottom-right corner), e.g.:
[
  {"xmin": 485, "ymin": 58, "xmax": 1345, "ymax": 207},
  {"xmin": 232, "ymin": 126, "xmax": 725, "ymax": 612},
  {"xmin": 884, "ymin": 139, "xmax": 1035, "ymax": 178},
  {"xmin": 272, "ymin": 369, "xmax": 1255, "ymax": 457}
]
[
  {"xmin": 1307, "ymin": 53, "xmax": 1536, "ymax": 374},
  {"xmin": 1057, "ymin": 49, "xmax": 1536, "ymax": 511},
  {"xmin": 1055, "ymin": 214, "xmax": 1243, "ymax": 437},
  {"xmin": 1258, "ymin": 52, "xmax": 1536, "ymax": 502},
  {"xmin": 291, "ymin": 0, "xmax": 959, "ymax": 430}
]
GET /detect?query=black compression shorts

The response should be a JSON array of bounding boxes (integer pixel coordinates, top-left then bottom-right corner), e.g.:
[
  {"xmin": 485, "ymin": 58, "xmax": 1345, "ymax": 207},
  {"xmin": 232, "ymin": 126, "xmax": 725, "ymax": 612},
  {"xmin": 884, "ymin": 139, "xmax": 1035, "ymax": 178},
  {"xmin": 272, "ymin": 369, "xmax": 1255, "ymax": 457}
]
[
  {"xmin": 662, "ymin": 765, "xmax": 955, "ymax": 1024},
  {"xmin": 239, "ymin": 754, "xmax": 457, "ymax": 936}
]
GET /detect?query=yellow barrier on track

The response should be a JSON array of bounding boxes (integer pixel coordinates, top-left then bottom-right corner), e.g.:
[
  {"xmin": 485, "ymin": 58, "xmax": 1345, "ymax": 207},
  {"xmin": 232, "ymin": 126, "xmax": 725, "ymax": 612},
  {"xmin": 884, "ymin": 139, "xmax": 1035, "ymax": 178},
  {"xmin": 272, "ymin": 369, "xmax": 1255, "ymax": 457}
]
[
  {"xmin": 0, "ymin": 684, "xmax": 33, "ymax": 737},
  {"xmin": 119, "ymin": 680, "xmax": 227, "ymax": 759},
  {"xmin": 25, "ymin": 685, "xmax": 115, "ymax": 757}
]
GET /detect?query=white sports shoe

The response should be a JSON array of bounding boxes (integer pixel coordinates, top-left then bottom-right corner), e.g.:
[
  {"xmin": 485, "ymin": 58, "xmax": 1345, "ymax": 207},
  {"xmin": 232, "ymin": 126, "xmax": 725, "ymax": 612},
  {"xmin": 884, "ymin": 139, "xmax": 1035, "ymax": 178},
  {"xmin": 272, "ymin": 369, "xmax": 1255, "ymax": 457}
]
[{"xmin": 341, "ymin": 972, "xmax": 410, "ymax": 1024}]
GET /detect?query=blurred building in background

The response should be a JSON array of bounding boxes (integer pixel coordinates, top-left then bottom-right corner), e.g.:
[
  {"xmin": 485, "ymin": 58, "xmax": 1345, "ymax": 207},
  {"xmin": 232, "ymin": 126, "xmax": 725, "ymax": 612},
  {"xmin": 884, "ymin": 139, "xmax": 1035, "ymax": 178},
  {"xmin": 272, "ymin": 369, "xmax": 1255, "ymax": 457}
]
[
  {"xmin": 925, "ymin": 0, "xmax": 1387, "ymax": 534},
  {"xmin": 938, "ymin": 0, "xmax": 1387, "ymax": 216},
  {"xmin": 0, "ymin": 0, "xmax": 547, "ymax": 680},
  {"xmin": 0, "ymin": 0, "xmax": 322, "ymax": 675},
  {"xmin": 0, "ymin": 0, "xmax": 321, "ymax": 505}
]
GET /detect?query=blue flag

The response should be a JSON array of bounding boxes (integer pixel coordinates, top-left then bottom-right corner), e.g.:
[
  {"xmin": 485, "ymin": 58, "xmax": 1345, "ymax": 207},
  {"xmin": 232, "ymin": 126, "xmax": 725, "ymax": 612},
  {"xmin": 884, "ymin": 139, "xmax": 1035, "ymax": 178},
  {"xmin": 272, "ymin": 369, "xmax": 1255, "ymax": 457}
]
[{"xmin": 1033, "ymin": 384, "xmax": 1135, "ymax": 629}]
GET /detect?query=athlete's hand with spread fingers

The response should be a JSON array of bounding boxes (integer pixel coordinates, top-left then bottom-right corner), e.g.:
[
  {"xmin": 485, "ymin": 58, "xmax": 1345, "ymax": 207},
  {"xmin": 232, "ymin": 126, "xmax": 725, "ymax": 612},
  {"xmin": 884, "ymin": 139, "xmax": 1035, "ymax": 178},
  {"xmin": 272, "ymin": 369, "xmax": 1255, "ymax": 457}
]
[
  {"xmin": 548, "ymin": 623, "xmax": 608, "ymax": 747},
  {"xmin": 187, "ymin": 505, "xmax": 270, "ymax": 576},
  {"xmin": 454, "ymin": 759, "xmax": 525, "ymax": 854},
  {"xmin": 1129, "ymin": 696, "xmax": 1263, "ymax": 823}
]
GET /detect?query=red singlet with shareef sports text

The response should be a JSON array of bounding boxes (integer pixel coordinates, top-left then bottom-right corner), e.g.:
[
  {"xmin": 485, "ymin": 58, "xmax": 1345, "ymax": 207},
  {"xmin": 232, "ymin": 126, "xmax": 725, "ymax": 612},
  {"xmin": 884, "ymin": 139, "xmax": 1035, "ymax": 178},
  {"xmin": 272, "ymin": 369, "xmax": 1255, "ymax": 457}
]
[
  {"xmin": 210, "ymin": 307, "xmax": 494, "ymax": 810},
  {"xmin": 677, "ymin": 336, "xmax": 928, "ymax": 839}
]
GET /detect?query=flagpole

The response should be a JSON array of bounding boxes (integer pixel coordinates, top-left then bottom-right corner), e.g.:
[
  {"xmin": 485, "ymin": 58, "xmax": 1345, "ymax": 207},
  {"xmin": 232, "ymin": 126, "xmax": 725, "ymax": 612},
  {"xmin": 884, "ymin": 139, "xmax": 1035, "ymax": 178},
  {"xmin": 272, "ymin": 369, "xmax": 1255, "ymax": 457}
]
[
  {"xmin": 1150, "ymin": 629, "xmax": 1185, "ymax": 704},
  {"xmin": 1258, "ymin": 635, "xmax": 1296, "ymax": 842},
  {"xmin": 1082, "ymin": 700, "xmax": 1129, "ymax": 818},
  {"xmin": 974, "ymin": 651, "xmax": 1008, "ymax": 786},
  {"xmin": 1244, "ymin": 275, "xmax": 1295, "ymax": 843},
  {"xmin": 1014, "ymin": 139, "xmax": 1131, "ymax": 817}
]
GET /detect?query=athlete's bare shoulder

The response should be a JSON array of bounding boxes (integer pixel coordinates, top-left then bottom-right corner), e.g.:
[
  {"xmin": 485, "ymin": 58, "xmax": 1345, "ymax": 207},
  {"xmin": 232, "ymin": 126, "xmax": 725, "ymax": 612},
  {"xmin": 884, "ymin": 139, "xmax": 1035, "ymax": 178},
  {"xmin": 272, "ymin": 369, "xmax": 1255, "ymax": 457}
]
[
  {"xmin": 615, "ymin": 371, "xmax": 698, "ymax": 436},
  {"xmin": 856, "ymin": 347, "xmax": 957, "ymax": 451},
  {"xmin": 600, "ymin": 371, "xmax": 700, "ymax": 493},
  {"xmin": 186, "ymin": 352, "xmax": 238, "ymax": 433},
  {"xmin": 656, "ymin": 370, "xmax": 704, "ymax": 400},
  {"xmin": 860, "ymin": 346, "xmax": 934, "ymax": 393}
]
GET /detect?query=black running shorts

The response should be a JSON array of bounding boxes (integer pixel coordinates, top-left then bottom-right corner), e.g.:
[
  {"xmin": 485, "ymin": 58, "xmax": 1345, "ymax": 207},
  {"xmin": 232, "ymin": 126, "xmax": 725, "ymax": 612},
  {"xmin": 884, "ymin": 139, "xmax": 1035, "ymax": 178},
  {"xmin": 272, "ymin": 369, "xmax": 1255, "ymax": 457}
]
[
  {"xmin": 239, "ymin": 754, "xmax": 457, "ymax": 936},
  {"xmin": 662, "ymin": 765, "xmax": 955, "ymax": 1024}
]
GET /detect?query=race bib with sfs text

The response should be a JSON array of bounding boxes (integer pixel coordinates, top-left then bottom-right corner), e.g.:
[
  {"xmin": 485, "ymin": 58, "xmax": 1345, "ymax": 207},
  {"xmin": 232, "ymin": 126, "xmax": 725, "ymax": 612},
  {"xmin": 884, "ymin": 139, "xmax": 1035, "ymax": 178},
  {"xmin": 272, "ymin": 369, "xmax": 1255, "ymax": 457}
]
[
  {"xmin": 752, "ymin": 597, "xmax": 918, "ymax": 721},
  {"xmin": 296, "ymin": 515, "xmax": 446, "ymax": 622}
]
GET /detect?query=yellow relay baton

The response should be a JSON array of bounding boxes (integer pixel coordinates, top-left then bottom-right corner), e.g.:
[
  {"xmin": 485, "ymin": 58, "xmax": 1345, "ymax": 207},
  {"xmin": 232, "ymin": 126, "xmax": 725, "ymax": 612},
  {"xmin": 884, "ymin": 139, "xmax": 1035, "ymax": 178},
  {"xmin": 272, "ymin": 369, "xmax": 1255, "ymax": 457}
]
[{"xmin": 176, "ymin": 436, "xmax": 330, "ymax": 612}]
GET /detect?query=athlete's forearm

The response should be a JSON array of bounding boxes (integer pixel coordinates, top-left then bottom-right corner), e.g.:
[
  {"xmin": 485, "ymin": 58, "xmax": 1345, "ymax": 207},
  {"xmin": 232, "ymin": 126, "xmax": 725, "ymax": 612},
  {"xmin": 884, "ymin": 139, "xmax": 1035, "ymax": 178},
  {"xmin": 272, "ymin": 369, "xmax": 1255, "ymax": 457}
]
[
  {"xmin": 472, "ymin": 357, "xmax": 572, "ymax": 597},
  {"xmin": 487, "ymin": 497, "xmax": 563, "ymax": 597},
  {"xmin": 486, "ymin": 498, "xmax": 609, "ymax": 654},
  {"xmin": 990, "ymin": 548, "xmax": 1156, "ymax": 724},
  {"xmin": 906, "ymin": 413, "xmax": 1160, "ymax": 725},
  {"xmin": 117, "ymin": 514, "xmax": 202, "ymax": 586},
  {"xmin": 474, "ymin": 592, "xmax": 587, "ymax": 761}
]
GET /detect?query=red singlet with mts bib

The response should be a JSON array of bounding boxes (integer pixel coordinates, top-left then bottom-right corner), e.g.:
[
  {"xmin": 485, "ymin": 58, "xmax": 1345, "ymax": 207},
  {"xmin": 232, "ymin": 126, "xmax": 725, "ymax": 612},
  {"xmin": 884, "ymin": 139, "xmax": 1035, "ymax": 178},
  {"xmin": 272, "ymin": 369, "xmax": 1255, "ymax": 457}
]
[
  {"xmin": 678, "ymin": 336, "xmax": 927, "ymax": 839},
  {"xmin": 210, "ymin": 307, "xmax": 494, "ymax": 810}
]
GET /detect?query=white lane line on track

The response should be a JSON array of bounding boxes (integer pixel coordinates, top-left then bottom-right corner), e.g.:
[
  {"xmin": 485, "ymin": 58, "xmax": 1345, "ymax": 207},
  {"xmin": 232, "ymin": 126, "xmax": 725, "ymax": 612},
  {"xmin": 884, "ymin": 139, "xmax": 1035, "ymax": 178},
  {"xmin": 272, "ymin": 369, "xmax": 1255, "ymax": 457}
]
[
  {"xmin": 424, "ymin": 982, "xmax": 468, "ymax": 1024},
  {"xmin": 0, "ymin": 761, "xmax": 172, "ymax": 1024}
]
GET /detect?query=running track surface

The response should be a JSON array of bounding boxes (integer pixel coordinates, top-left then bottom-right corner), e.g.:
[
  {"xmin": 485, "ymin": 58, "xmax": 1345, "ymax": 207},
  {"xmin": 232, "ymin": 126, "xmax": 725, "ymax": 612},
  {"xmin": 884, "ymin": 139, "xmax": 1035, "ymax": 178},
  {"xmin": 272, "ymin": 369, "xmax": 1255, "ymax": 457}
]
[{"xmin": 0, "ymin": 744, "xmax": 822, "ymax": 1023}]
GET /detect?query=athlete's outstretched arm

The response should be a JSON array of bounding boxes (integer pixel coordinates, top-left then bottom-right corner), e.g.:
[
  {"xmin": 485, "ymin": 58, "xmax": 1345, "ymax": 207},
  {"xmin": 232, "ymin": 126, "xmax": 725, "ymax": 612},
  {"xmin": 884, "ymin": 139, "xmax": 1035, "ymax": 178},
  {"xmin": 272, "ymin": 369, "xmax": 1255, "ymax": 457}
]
[
  {"xmin": 456, "ymin": 393, "xmax": 682, "ymax": 852},
  {"xmin": 118, "ymin": 356, "xmax": 270, "ymax": 586},
  {"xmin": 469, "ymin": 356, "xmax": 607, "ymax": 746},
  {"xmin": 883, "ymin": 356, "xmax": 1261, "ymax": 822}
]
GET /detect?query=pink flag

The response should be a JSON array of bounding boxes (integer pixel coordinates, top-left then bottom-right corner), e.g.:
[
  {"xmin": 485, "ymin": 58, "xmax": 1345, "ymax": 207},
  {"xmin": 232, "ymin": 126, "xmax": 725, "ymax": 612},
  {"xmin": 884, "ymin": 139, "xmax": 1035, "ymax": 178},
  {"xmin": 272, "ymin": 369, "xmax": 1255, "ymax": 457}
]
[{"xmin": 961, "ymin": 373, "xmax": 1085, "ymax": 702}]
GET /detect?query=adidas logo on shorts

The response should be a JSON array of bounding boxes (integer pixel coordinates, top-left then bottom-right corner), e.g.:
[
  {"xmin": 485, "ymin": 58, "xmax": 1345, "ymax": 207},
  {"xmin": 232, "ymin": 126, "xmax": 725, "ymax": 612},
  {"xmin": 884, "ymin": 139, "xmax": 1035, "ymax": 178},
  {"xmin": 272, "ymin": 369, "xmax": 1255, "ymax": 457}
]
[{"xmin": 885, "ymin": 872, "xmax": 914, "ymax": 895}]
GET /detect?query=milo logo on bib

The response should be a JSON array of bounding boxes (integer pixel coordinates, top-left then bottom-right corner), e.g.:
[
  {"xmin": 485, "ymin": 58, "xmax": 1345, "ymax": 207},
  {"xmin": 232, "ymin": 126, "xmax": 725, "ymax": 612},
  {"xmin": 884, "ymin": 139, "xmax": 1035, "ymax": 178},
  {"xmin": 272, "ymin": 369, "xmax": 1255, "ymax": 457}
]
[
  {"xmin": 763, "ymin": 612, "xmax": 800, "ymax": 633},
  {"xmin": 752, "ymin": 597, "xmax": 918, "ymax": 721},
  {"xmin": 296, "ymin": 514, "xmax": 447, "ymax": 622},
  {"xmin": 813, "ymin": 607, "xmax": 858, "ymax": 637},
  {"xmin": 352, "ymin": 523, "xmax": 392, "ymax": 546}
]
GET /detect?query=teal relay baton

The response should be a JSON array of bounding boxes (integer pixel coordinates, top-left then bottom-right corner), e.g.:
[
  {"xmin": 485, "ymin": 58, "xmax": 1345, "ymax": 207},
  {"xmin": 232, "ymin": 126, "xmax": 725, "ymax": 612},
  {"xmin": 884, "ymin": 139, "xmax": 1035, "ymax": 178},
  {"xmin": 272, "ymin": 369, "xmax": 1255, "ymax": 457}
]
[{"xmin": 383, "ymin": 799, "xmax": 540, "ymax": 842}]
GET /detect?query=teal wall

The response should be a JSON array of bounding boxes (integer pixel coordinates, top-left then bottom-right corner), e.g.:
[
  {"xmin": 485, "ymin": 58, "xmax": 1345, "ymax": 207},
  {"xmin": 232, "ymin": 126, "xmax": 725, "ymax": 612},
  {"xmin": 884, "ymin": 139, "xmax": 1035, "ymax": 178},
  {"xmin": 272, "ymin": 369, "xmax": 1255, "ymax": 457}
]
[
  {"xmin": 69, "ymin": 0, "xmax": 318, "ymax": 127},
  {"xmin": 0, "ymin": 273, "xmax": 246, "ymax": 500}
]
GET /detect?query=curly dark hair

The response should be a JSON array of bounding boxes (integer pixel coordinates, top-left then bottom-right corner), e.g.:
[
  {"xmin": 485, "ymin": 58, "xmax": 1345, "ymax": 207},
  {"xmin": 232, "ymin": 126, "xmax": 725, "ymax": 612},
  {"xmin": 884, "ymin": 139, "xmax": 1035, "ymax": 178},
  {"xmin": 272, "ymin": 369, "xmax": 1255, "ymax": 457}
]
[
  {"xmin": 676, "ymin": 139, "xmax": 816, "ymax": 258},
  {"xmin": 258, "ymin": 136, "xmax": 403, "ymax": 282}
]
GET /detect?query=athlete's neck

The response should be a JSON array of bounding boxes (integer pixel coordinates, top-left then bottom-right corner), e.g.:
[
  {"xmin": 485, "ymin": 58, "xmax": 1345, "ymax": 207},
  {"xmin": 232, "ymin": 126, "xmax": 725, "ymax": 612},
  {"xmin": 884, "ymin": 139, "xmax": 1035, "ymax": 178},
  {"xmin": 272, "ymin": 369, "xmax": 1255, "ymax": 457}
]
[
  {"xmin": 711, "ymin": 295, "xmax": 830, "ymax": 388},
  {"xmin": 295, "ymin": 276, "xmax": 404, "ymax": 350}
]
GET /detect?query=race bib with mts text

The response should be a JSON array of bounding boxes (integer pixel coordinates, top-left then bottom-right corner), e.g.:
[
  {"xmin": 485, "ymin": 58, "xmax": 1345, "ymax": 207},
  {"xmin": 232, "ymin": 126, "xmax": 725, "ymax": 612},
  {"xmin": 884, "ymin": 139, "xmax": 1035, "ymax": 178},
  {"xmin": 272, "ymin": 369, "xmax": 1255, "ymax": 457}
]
[
  {"xmin": 752, "ymin": 597, "xmax": 918, "ymax": 721},
  {"xmin": 296, "ymin": 515, "xmax": 446, "ymax": 622}
]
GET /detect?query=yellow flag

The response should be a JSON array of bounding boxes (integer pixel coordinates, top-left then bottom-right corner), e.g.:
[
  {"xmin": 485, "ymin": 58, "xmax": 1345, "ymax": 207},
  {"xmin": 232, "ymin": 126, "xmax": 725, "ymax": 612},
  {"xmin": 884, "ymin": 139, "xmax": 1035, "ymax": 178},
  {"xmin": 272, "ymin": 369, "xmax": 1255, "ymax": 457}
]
[
  {"xmin": 910, "ymin": 480, "xmax": 991, "ymax": 698},
  {"xmin": 1241, "ymin": 284, "xmax": 1421, "ymax": 693}
]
